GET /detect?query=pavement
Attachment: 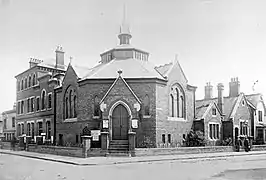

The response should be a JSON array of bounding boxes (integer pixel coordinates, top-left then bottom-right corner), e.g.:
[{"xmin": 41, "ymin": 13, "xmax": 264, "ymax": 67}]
[{"xmin": 1, "ymin": 149, "xmax": 266, "ymax": 166}]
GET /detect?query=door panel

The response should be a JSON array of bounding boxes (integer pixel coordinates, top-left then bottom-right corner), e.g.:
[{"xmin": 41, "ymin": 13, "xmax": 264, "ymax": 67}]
[{"xmin": 112, "ymin": 104, "xmax": 129, "ymax": 140}]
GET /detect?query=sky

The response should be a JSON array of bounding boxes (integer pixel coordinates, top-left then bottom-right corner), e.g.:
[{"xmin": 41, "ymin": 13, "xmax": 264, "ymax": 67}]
[{"xmin": 0, "ymin": 0, "xmax": 266, "ymax": 113}]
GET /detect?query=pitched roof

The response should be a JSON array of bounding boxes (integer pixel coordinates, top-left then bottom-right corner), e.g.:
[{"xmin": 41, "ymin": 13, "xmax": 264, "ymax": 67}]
[
  {"xmin": 195, "ymin": 101, "xmax": 210, "ymax": 119},
  {"xmin": 155, "ymin": 62, "xmax": 173, "ymax": 77},
  {"xmin": 196, "ymin": 95, "xmax": 239, "ymax": 120},
  {"xmin": 100, "ymin": 74, "xmax": 141, "ymax": 104},
  {"xmin": 81, "ymin": 58, "xmax": 165, "ymax": 80},
  {"xmin": 38, "ymin": 58, "xmax": 67, "ymax": 71},
  {"xmin": 246, "ymin": 93, "xmax": 266, "ymax": 111},
  {"xmin": 246, "ymin": 93, "xmax": 263, "ymax": 107},
  {"xmin": 71, "ymin": 64, "xmax": 91, "ymax": 78},
  {"xmin": 195, "ymin": 101, "xmax": 222, "ymax": 120}
]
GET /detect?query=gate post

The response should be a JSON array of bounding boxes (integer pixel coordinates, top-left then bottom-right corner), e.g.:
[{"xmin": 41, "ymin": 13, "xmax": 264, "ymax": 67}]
[
  {"xmin": 128, "ymin": 131, "xmax": 136, "ymax": 157},
  {"xmin": 100, "ymin": 132, "xmax": 109, "ymax": 155}
]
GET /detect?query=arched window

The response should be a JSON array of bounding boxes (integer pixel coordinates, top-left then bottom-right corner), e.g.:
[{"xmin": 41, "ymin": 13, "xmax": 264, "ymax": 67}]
[
  {"xmin": 32, "ymin": 74, "xmax": 36, "ymax": 86},
  {"xmin": 175, "ymin": 88, "xmax": 179, "ymax": 117},
  {"xmin": 48, "ymin": 94, "xmax": 52, "ymax": 109},
  {"xmin": 94, "ymin": 96, "xmax": 100, "ymax": 117},
  {"xmin": 27, "ymin": 123, "xmax": 31, "ymax": 136},
  {"xmin": 17, "ymin": 80, "xmax": 20, "ymax": 91},
  {"xmin": 180, "ymin": 95, "xmax": 184, "ymax": 118},
  {"xmin": 21, "ymin": 79, "xmax": 24, "ymax": 90},
  {"xmin": 64, "ymin": 86, "xmax": 77, "ymax": 120},
  {"xmin": 170, "ymin": 94, "xmax": 174, "ymax": 117},
  {"xmin": 31, "ymin": 123, "xmax": 34, "ymax": 138},
  {"xmin": 21, "ymin": 123, "xmax": 24, "ymax": 135},
  {"xmin": 25, "ymin": 77, "xmax": 27, "ymax": 89},
  {"xmin": 144, "ymin": 95, "xmax": 150, "ymax": 116},
  {"xmin": 41, "ymin": 90, "xmax": 46, "ymax": 110},
  {"xmin": 73, "ymin": 95, "xmax": 77, "ymax": 118},
  {"xmin": 69, "ymin": 90, "xmax": 72, "ymax": 118},
  {"xmin": 28, "ymin": 76, "xmax": 31, "ymax": 87},
  {"xmin": 17, "ymin": 124, "xmax": 21, "ymax": 136},
  {"xmin": 169, "ymin": 84, "xmax": 186, "ymax": 119},
  {"xmin": 65, "ymin": 97, "xmax": 69, "ymax": 119},
  {"xmin": 46, "ymin": 121, "xmax": 51, "ymax": 139}
]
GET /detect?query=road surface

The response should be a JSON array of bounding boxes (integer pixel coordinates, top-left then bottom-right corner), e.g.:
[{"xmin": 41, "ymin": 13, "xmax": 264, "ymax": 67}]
[{"xmin": 0, "ymin": 153, "xmax": 266, "ymax": 180}]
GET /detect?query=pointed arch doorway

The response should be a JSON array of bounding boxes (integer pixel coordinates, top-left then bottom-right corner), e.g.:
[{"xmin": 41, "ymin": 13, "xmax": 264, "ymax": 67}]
[{"xmin": 112, "ymin": 104, "xmax": 129, "ymax": 140}]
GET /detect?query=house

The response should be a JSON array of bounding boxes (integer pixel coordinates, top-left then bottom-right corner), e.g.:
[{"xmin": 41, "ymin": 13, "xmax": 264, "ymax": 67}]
[
  {"xmin": 1, "ymin": 104, "xmax": 16, "ymax": 141},
  {"xmin": 246, "ymin": 93, "xmax": 266, "ymax": 144},
  {"xmin": 54, "ymin": 16, "xmax": 197, "ymax": 149},
  {"xmin": 195, "ymin": 94, "xmax": 223, "ymax": 145},
  {"xmin": 15, "ymin": 47, "xmax": 66, "ymax": 143},
  {"xmin": 196, "ymin": 78, "xmax": 255, "ymax": 145}
]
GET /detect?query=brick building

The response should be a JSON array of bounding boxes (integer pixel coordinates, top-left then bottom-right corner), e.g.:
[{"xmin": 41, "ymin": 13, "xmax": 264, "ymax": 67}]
[
  {"xmin": 15, "ymin": 47, "xmax": 66, "ymax": 143},
  {"xmin": 1, "ymin": 105, "xmax": 16, "ymax": 141},
  {"xmin": 246, "ymin": 93, "xmax": 266, "ymax": 144},
  {"xmin": 196, "ymin": 78, "xmax": 256, "ymax": 145},
  {"xmin": 55, "ymin": 19, "xmax": 197, "ymax": 148}
]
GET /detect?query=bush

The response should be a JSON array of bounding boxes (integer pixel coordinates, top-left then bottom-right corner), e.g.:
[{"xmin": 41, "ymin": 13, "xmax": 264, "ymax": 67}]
[
  {"xmin": 221, "ymin": 137, "xmax": 233, "ymax": 146},
  {"xmin": 186, "ymin": 130, "xmax": 206, "ymax": 147}
]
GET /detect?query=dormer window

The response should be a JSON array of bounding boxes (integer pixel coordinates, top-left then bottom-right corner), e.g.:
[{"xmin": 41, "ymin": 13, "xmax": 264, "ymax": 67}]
[{"xmin": 242, "ymin": 100, "xmax": 245, "ymax": 106}]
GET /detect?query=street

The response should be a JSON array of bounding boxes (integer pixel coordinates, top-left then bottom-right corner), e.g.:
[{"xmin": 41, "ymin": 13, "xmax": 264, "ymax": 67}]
[{"xmin": 1, "ymin": 154, "xmax": 266, "ymax": 180}]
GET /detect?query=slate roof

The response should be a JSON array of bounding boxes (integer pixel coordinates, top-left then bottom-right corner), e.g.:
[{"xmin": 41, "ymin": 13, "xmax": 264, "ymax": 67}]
[
  {"xmin": 81, "ymin": 58, "xmax": 165, "ymax": 80},
  {"xmin": 196, "ymin": 95, "xmax": 239, "ymax": 120},
  {"xmin": 246, "ymin": 93, "xmax": 263, "ymax": 107},
  {"xmin": 246, "ymin": 93, "xmax": 266, "ymax": 111},
  {"xmin": 71, "ymin": 64, "xmax": 91, "ymax": 78},
  {"xmin": 155, "ymin": 62, "xmax": 173, "ymax": 77},
  {"xmin": 195, "ymin": 102, "xmax": 210, "ymax": 119},
  {"xmin": 38, "ymin": 58, "xmax": 67, "ymax": 71}
]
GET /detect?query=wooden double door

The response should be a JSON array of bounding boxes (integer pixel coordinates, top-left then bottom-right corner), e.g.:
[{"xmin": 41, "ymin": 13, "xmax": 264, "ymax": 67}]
[{"xmin": 112, "ymin": 104, "xmax": 129, "ymax": 140}]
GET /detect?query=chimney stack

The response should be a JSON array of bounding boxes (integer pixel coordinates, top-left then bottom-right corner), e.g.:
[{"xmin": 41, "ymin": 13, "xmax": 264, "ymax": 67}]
[
  {"xmin": 29, "ymin": 58, "xmax": 43, "ymax": 68},
  {"xmin": 217, "ymin": 83, "xmax": 224, "ymax": 114},
  {"xmin": 55, "ymin": 46, "xmax": 65, "ymax": 69},
  {"xmin": 229, "ymin": 77, "xmax": 240, "ymax": 97},
  {"xmin": 204, "ymin": 82, "xmax": 213, "ymax": 99}
]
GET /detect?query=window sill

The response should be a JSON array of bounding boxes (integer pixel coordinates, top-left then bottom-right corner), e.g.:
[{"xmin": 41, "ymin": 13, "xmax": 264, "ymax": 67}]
[
  {"xmin": 64, "ymin": 118, "xmax": 77, "ymax": 122},
  {"xmin": 143, "ymin": 115, "xmax": 151, "ymax": 119},
  {"xmin": 212, "ymin": 115, "xmax": 217, "ymax": 117},
  {"xmin": 167, "ymin": 117, "xmax": 186, "ymax": 121},
  {"xmin": 209, "ymin": 138, "xmax": 219, "ymax": 141}
]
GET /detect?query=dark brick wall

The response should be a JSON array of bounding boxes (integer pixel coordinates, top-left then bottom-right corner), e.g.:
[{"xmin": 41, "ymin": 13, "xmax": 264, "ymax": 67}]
[
  {"xmin": 16, "ymin": 66, "xmax": 59, "ymax": 139},
  {"xmin": 56, "ymin": 62, "xmax": 196, "ymax": 149}
]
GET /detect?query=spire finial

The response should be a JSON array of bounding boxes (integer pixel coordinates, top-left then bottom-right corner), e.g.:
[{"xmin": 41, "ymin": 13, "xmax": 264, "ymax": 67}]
[
  {"xmin": 122, "ymin": 3, "xmax": 126, "ymax": 26},
  {"xmin": 118, "ymin": 3, "xmax": 132, "ymax": 45},
  {"xmin": 173, "ymin": 54, "xmax": 178, "ymax": 64},
  {"xmin": 70, "ymin": 56, "xmax": 73, "ymax": 65}
]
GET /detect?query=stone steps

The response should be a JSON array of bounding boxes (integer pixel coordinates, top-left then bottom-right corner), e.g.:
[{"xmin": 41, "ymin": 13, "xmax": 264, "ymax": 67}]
[{"xmin": 108, "ymin": 140, "xmax": 129, "ymax": 157}]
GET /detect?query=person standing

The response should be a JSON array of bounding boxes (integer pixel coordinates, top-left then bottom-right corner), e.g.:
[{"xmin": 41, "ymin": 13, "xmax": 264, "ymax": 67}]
[{"xmin": 244, "ymin": 137, "xmax": 249, "ymax": 152}]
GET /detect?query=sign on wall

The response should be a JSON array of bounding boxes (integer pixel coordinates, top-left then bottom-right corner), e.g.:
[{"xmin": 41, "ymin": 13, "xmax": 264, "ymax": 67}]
[
  {"xmin": 132, "ymin": 119, "xmax": 138, "ymax": 129},
  {"xmin": 91, "ymin": 130, "xmax": 101, "ymax": 141},
  {"xmin": 103, "ymin": 120, "xmax": 109, "ymax": 128}
]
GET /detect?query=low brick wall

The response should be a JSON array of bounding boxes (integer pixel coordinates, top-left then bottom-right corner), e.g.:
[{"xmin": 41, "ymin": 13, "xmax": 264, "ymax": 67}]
[
  {"xmin": 0, "ymin": 142, "xmax": 12, "ymax": 150},
  {"xmin": 252, "ymin": 145, "xmax": 266, "ymax": 151},
  {"xmin": 135, "ymin": 146, "xmax": 234, "ymax": 156},
  {"xmin": 28, "ymin": 145, "xmax": 83, "ymax": 158},
  {"xmin": 87, "ymin": 148, "xmax": 107, "ymax": 157},
  {"xmin": 0, "ymin": 141, "xmax": 21, "ymax": 150}
]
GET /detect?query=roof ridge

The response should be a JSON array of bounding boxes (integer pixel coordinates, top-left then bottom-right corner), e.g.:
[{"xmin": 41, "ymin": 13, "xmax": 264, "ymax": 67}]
[{"xmin": 155, "ymin": 62, "xmax": 173, "ymax": 69}]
